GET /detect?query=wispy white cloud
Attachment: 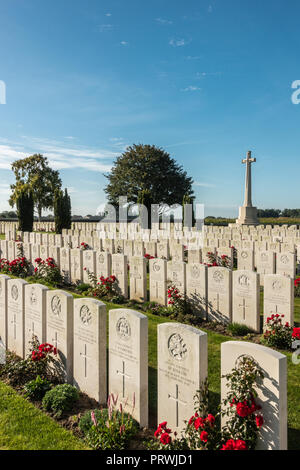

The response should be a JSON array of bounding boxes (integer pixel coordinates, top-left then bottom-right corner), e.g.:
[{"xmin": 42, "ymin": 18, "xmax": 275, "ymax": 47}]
[
  {"xmin": 105, "ymin": 12, "xmax": 112, "ymax": 17},
  {"xmin": 194, "ymin": 181, "xmax": 216, "ymax": 188},
  {"xmin": 169, "ymin": 38, "xmax": 190, "ymax": 47},
  {"xmin": 208, "ymin": 5, "xmax": 213, "ymax": 13},
  {"xmin": 181, "ymin": 85, "xmax": 201, "ymax": 92},
  {"xmin": 0, "ymin": 137, "xmax": 117, "ymax": 173},
  {"xmin": 196, "ymin": 71, "xmax": 222, "ymax": 78},
  {"xmin": 120, "ymin": 41, "xmax": 128, "ymax": 46},
  {"xmin": 155, "ymin": 17, "xmax": 173, "ymax": 25},
  {"xmin": 98, "ymin": 24, "xmax": 113, "ymax": 33},
  {"xmin": 186, "ymin": 55, "xmax": 201, "ymax": 60}
]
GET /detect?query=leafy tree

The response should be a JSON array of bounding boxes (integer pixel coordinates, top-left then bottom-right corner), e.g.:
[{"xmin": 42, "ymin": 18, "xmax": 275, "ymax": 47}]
[
  {"xmin": 182, "ymin": 193, "xmax": 195, "ymax": 226},
  {"xmin": 54, "ymin": 188, "xmax": 71, "ymax": 234},
  {"xmin": 137, "ymin": 189, "xmax": 153, "ymax": 228},
  {"xmin": 9, "ymin": 154, "xmax": 62, "ymax": 221},
  {"xmin": 104, "ymin": 144, "xmax": 194, "ymax": 212},
  {"xmin": 16, "ymin": 187, "xmax": 34, "ymax": 232}
]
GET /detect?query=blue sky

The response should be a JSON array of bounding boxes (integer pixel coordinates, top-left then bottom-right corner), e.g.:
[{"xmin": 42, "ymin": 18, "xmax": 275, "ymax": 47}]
[{"xmin": 0, "ymin": 0, "xmax": 300, "ymax": 217}]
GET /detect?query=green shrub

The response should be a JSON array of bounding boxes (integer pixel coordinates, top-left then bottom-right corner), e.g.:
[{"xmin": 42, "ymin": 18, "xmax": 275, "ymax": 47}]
[
  {"xmin": 227, "ymin": 323, "xmax": 254, "ymax": 337},
  {"xmin": 24, "ymin": 375, "xmax": 51, "ymax": 401},
  {"xmin": 75, "ymin": 283, "xmax": 91, "ymax": 293},
  {"xmin": 79, "ymin": 408, "xmax": 139, "ymax": 437},
  {"xmin": 83, "ymin": 409, "xmax": 139, "ymax": 450},
  {"xmin": 42, "ymin": 384, "xmax": 79, "ymax": 417}
]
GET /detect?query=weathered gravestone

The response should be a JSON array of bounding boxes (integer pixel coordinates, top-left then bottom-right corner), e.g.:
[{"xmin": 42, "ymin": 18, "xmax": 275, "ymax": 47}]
[
  {"xmin": 73, "ymin": 298, "xmax": 107, "ymax": 403},
  {"xmin": 232, "ymin": 270, "xmax": 260, "ymax": 332},
  {"xmin": 207, "ymin": 267, "xmax": 232, "ymax": 323},
  {"xmin": 158, "ymin": 322, "xmax": 207, "ymax": 434},
  {"xmin": 112, "ymin": 254, "xmax": 128, "ymax": 299},
  {"xmin": 60, "ymin": 248, "xmax": 71, "ymax": 284},
  {"xmin": 46, "ymin": 290, "xmax": 74, "ymax": 383},
  {"xmin": 129, "ymin": 256, "xmax": 147, "ymax": 302},
  {"xmin": 7, "ymin": 279, "xmax": 27, "ymax": 358},
  {"xmin": 237, "ymin": 249, "xmax": 254, "ymax": 271},
  {"xmin": 109, "ymin": 308, "xmax": 148, "ymax": 427},
  {"xmin": 256, "ymin": 251, "xmax": 275, "ymax": 286},
  {"xmin": 0, "ymin": 275, "xmax": 9, "ymax": 348},
  {"xmin": 149, "ymin": 258, "xmax": 167, "ymax": 306},
  {"xmin": 70, "ymin": 249, "xmax": 83, "ymax": 283},
  {"xmin": 82, "ymin": 250, "xmax": 96, "ymax": 283},
  {"xmin": 276, "ymin": 252, "xmax": 296, "ymax": 279},
  {"xmin": 96, "ymin": 251, "xmax": 111, "ymax": 279},
  {"xmin": 186, "ymin": 263, "xmax": 207, "ymax": 319},
  {"xmin": 167, "ymin": 260, "xmax": 186, "ymax": 296},
  {"xmin": 221, "ymin": 341, "xmax": 287, "ymax": 450},
  {"xmin": 157, "ymin": 241, "xmax": 170, "ymax": 260},
  {"xmin": 24, "ymin": 283, "xmax": 48, "ymax": 355},
  {"xmin": 264, "ymin": 274, "xmax": 294, "ymax": 327}
]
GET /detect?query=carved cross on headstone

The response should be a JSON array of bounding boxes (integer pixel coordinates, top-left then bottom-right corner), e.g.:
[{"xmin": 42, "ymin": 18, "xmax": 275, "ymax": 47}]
[
  {"xmin": 238, "ymin": 298, "xmax": 249, "ymax": 320},
  {"xmin": 80, "ymin": 343, "xmax": 91, "ymax": 378},
  {"xmin": 11, "ymin": 314, "xmax": 17, "ymax": 340},
  {"xmin": 168, "ymin": 384, "xmax": 187, "ymax": 427},
  {"xmin": 51, "ymin": 331, "xmax": 61, "ymax": 350},
  {"xmin": 213, "ymin": 293, "xmax": 220, "ymax": 311},
  {"xmin": 116, "ymin": 360, "xmax": 131, "ymax": 398}
]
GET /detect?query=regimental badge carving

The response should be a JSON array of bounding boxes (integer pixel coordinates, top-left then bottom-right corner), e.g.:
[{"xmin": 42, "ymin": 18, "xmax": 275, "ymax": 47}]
[
  {"xmin": 116, "ymin": 317, "xmax": 131, "ymax": 340},
  {"xmin": 11, "ymin": 284, "xmax": 19, "ymax": 301},
  {"xmin": 191, "ymin": 265, "xmax": 200, "ymax": 279},
  {"xmin": 272, "ymin": 279, "xmax": 282, "ymax": 291},
  {"xmin": 238, "ymin": 274, "xmax": 250, "ymax": 287},
  {"xmin": 241, "ymin": 251, "xmax": 248, "ymax": 259},
  {"xmin": 30, "ymin": 287, "xmax": 37, "ymax": 305},
  {"xmin": 213, "ymin": 270, "xmax": 224, "ymax": 283},
  {"xmin": 79, "ymin": 305, "xmax": 92, "ymax": 325},
  {"xmin": 98, "ymin": 254, "xmax": 104, "ymax": 264},
  {"xmin": 280, "ymin": 255, "xmax": 289, "ymax": 265},
  {"xmin": 168, "ymin": 333, "xmax": 187, "ymax": 361},
  {"xmin": 153, "ymin": 261, "xmax": 161, "ymax": 272},
  {"xmin": 51, "ymin": 295, "xmax": 61, "ymax": 316}
]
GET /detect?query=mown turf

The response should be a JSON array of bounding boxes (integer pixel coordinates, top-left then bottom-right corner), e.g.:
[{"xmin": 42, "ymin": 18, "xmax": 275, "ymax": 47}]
[{"xmin": 0, "ymin": 381, "xmax": 89, "ymax": 450}]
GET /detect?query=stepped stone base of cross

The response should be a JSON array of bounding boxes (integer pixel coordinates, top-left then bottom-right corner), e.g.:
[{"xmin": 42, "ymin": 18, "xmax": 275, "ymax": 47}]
[{"xmin": 236, "ymin": 206, "xmax": 259, "ymax": 225}]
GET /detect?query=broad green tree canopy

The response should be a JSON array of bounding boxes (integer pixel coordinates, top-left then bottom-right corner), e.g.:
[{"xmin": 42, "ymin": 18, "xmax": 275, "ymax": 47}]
[{"xmin": 104, "ymin": 144, "xmax": 194, "ymax": 209}]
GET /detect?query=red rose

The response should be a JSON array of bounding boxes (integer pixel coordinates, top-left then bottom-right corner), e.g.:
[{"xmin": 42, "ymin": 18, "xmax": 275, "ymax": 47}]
[
  {"xmin": 200, "ymin": 431, "xmax": 209, "ymax": 443},
  {"xmin": 160, "ymin": 432, "xmax": 171, "ymax": 445},
  {"xmin": 255, "ymin": 414, "xmax": 264, "ymax": 428},
  {"xmin": 236, "ymin": 401, "xmax": 250, "ymax": 417},
  {"xmin": 234, "ymin": 439, "xmax": 247, "ymax": 450}
]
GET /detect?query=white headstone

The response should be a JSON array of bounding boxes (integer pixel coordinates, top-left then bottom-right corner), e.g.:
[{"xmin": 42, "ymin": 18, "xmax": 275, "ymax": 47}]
[
  {"xmin": 264, "ymin": 274, "xmax": 294, "ymax": 327},
  {"xmin": 158, "ymin": 322, "xmax": 207, "ymax": 434},
  {"xmin": 7, "ymin": 279, "xmax": 27, "ymax": 358},
  {"xmin": 109, "ymin": 308, "xmax": 148, "ymax": 427},
  {"xmin": 221, "ymin": 341, "xmax": 287, "ymax": 450},
  {"xmin": 232, "ymin": 270, "xmax": 260, "ymax": 332},
  {"xmin": 207, "ymin": 267, "xmax": 232, "ymax": 323},
  {"xmin": 24, "ymin": 284, "xmax": 48, "ymax": 355},
  {"xmin": 46, "ymin": 290, "xmax": 74, "ymax": 383},
  {"xmin": 73, "ymin": 298, "xmax": 107, "ymax": 403}
]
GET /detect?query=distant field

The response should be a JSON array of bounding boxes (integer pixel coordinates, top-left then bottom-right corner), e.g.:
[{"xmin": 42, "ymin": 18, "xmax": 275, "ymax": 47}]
[{"xmin": 205, "ymin": 217, "xmax": 300, "ymax": 226}]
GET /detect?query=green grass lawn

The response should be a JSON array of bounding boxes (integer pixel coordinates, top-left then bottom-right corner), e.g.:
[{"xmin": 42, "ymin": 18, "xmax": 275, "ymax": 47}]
[
  {"xmin": 0, "ymin": 381, "xmax": 89, "ymax": 450},
  {"xmin": 1, "ymin": 277, "xmax": 300, "ymax": 450},
  {"xmin": 0, "ymin": 234, "xmax": 5, "ymax": 240}
]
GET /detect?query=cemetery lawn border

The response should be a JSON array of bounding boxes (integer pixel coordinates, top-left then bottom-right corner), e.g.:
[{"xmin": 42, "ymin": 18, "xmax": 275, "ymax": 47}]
[{"xmin": 0, "ymin": 380, "xmax": 89, "ymax": 450}]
